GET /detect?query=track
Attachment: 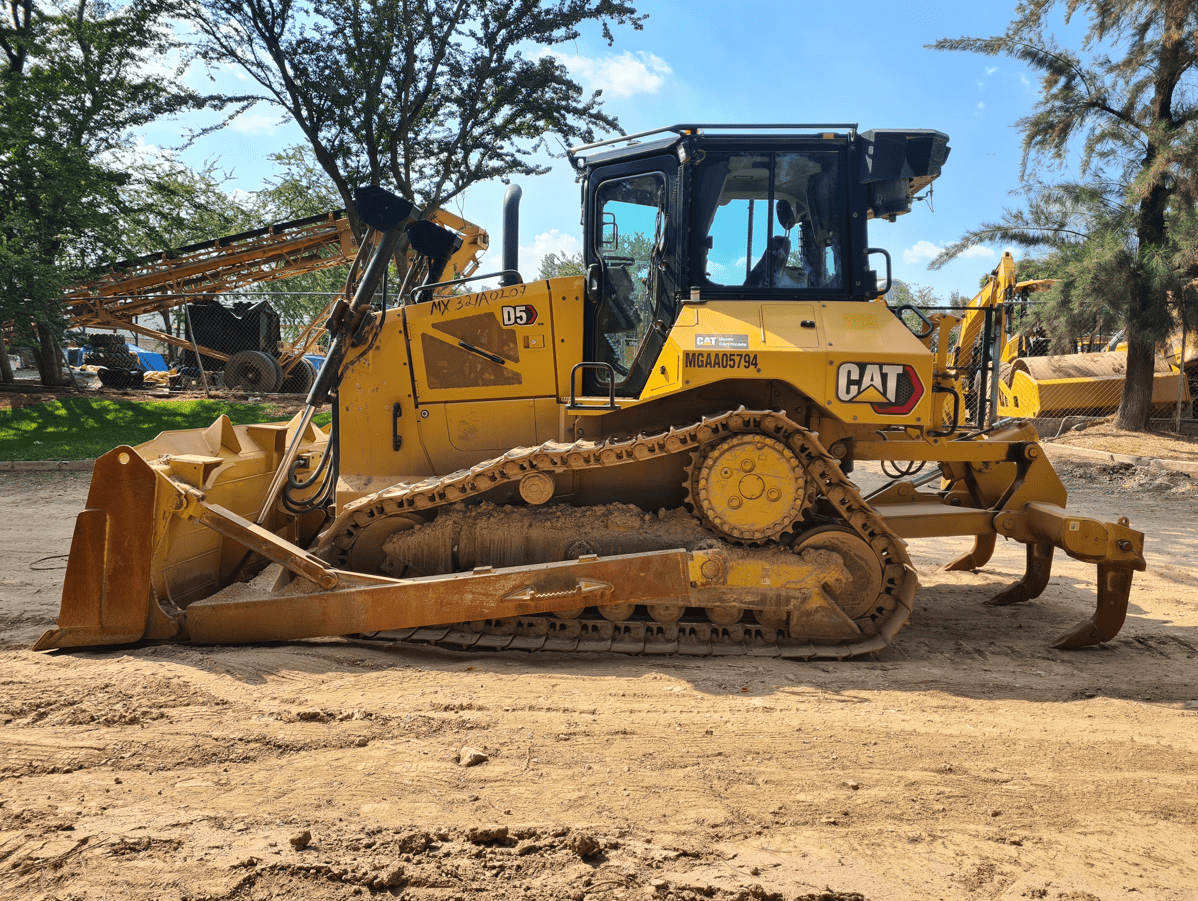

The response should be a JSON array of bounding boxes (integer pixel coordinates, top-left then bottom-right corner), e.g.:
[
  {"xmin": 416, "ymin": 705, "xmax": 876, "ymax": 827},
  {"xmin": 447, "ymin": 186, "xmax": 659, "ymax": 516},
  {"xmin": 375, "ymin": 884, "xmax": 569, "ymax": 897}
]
[{"xmin": 319, "ymin": 408, "xmax": 919, "ymax": 660}]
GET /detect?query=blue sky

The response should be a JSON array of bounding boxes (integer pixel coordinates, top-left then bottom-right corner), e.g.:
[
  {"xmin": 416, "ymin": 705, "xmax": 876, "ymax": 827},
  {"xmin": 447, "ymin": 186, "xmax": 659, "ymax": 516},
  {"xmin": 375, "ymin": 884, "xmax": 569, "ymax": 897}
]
[{"xmin": 137, "ymin": 1, "xmax": 1088, "ymax": 302}]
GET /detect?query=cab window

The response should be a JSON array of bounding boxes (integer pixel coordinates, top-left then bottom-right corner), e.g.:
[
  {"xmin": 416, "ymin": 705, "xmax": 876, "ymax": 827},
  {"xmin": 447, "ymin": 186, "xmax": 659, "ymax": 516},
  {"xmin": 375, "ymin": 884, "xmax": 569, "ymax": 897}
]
[{"xmin": 690, "ymin": 151, "xmax": 843, "ymax": 291}]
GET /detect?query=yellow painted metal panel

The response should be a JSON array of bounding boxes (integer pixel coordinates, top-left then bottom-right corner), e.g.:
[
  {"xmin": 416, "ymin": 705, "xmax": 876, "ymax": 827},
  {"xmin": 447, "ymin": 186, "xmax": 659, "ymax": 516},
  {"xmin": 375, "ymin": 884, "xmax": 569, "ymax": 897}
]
[
  {"xmin": 821, "ymin": 302, "xmax": 934, "ymax": 426},
  {"xmin": 547, "ymin": 276, "xmax": 586, "ymax": 398},
  {"xmin": 759, "ymin": 303, "xmax": 821, "ymax": 348},
  {"xmin": 641, "ymin": 300, "xmax": 933, "ymax": 427},
  {"xmin": 444, "ymin": 398, "xmax": 541, "ymax": 452},
  {"xmin": 405, "ymin": 281, "xmax": 558, "ymax": 401}
]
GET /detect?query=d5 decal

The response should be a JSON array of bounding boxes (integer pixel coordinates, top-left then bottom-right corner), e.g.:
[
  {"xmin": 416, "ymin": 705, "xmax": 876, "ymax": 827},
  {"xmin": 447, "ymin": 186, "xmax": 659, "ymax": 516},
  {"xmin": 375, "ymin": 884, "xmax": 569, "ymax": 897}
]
[{"xmin": 501, "ymin": 304, "xmax": 538, "ymax": 326}]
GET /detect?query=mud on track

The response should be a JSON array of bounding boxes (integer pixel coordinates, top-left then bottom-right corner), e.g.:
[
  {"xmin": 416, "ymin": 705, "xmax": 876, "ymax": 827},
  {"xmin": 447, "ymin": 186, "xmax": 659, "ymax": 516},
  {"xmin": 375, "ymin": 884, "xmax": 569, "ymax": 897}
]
[{"xmin": 1, "ymin": 463, "xmax": 1196, "ymax": 901}]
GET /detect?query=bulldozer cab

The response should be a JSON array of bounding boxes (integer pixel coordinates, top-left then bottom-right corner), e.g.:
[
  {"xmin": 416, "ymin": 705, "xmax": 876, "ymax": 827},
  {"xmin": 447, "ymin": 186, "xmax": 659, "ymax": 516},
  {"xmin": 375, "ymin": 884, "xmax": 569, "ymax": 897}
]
[{"xmin": 576, "ymin": 126, "xmax": 949, "ymax": 397}]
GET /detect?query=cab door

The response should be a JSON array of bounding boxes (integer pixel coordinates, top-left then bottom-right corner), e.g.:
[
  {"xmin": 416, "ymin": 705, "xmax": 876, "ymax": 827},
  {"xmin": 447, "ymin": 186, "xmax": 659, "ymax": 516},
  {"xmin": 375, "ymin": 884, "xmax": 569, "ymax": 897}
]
[{"xmin": 583, "ymin": 155, "xmax": 679, "ymax": 397}]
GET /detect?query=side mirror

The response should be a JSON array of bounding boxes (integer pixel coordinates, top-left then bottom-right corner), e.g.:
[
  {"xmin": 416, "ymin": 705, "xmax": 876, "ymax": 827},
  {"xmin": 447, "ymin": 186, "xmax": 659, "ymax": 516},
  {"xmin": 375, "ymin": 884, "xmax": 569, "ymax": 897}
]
[{"xmin": 601, "ymin": 211, "xmax": 618, "ymax": 247}]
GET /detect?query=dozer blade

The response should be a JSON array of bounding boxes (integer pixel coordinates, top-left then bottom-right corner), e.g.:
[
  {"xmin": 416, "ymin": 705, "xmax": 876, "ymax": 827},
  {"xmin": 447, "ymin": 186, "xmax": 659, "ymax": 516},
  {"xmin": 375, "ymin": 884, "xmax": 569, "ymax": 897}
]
[{"xmin": 33, "ymin": 447, "xmax": 178, "ymax": 650}]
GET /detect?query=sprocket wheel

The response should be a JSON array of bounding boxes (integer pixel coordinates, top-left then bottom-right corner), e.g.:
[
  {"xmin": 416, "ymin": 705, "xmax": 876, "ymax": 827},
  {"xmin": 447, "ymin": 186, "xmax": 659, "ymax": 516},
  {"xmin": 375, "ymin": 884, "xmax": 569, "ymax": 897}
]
[{"xmin": 686, "ymin": 433, "xmax": 812, "ymax": 544}]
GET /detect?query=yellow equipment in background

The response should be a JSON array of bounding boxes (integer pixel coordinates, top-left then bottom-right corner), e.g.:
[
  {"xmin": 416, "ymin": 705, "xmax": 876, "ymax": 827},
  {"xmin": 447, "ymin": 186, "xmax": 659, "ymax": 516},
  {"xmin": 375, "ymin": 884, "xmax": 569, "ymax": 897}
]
[
  {"xmin": 1002, "ymin": 351, "xmax": 1189, "ymax": 418},
  {"xmin": 36, "ymin": 127, "xmax": 1145, "ymax": 659},
  {"xmin": 945, "ymin": 251, "xmax": 1190, "ymax": 421}
]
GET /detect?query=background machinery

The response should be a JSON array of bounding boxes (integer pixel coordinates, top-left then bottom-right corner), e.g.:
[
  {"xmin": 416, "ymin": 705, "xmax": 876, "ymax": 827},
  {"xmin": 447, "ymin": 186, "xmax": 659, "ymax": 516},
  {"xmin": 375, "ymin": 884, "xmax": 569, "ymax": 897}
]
[
  {"xmin": 946, "ymin": 252, "xmax": 1191, "ymax": 423},
  {"xmin": 36, "ymin": 125, "xmax": 1145, "ymax": 658},
  {"xmin": 61, "ymin": 207, "xmax": 487, "ymax": 393}
]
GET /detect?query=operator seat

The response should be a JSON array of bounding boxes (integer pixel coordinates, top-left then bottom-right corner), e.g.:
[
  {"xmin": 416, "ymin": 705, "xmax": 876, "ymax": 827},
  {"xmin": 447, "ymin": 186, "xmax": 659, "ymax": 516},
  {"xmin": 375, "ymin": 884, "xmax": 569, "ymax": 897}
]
[{"xmin": 744, "ymin": 234, "xmax": 792, "ymax": 287}]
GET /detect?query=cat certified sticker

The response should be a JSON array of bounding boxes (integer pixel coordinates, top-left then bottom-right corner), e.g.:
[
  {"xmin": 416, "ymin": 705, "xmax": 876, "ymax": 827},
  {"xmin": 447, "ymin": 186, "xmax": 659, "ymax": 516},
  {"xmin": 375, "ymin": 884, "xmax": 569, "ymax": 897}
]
[
  {"xmin": 695, "ymin": 334, "xmax": 749, "ymax": 349},
  {"xmin": 836, "ymin": 362, "xmax": 924, "ymax": 415}
]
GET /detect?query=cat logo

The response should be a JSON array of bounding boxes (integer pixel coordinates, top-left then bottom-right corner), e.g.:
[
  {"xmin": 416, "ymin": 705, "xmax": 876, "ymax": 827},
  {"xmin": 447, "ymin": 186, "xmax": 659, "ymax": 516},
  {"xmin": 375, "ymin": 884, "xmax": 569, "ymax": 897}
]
[
  {"xmin": 835, "ymin": 362, "xmax": 924, "ymax": 415},
  {"xmin": 501, "ymin": 304, "xmax": 538, "ymax": 326}
]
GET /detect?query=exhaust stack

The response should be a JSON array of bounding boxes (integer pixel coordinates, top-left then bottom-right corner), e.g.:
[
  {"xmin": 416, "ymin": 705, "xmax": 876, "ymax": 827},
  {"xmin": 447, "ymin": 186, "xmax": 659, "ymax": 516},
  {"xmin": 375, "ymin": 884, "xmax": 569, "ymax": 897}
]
[{"xmin": 500, "ymin": 184, "xmax": 522, "ymax": 286}]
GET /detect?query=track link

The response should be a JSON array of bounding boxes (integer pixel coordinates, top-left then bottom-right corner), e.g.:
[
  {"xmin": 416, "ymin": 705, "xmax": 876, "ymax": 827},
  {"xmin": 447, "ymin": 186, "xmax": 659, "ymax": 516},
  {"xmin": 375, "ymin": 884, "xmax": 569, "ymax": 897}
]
[{"xmin": 320, "ymin": 408, "xmax": 918, "ymax": 659}]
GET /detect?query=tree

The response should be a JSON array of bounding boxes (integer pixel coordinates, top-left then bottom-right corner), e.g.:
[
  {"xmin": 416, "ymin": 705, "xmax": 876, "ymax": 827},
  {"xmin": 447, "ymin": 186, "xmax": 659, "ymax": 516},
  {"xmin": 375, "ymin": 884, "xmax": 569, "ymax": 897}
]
[
  {"xmin": 258, "ymin": 145, "xmax": 343, "ymax": 221},
  {"xmin": 930, "ymin": 0, "xmax": 1198, "ymax": 430},
  {"xmin": 117, "ymin": 160, "xmax": 263, "ymax": 344},
  {"xmin": 0, "ymin": 0, "xmax": 241, "ymax": 384},
  {"xmin": 537, "ymin": 251, "xmax": 585, "ymax": 280},
  {"xmin": 187, "ymin": 0, "xmax": 644, "ymax": 249},
  {"xmin": 122, "ymin": 160, "xmax": 262, "ymax": 254},
  {"xmin": 252, "ymin": 146, "xmax": 352, "ymax": 342}
]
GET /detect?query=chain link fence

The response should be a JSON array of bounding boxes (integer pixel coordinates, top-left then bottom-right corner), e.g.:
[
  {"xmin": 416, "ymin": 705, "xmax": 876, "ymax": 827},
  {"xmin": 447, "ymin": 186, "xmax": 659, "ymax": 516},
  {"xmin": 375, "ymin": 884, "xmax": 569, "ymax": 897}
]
[{"xmin": 64, "ymin": 291, "xmax": 337, "ymax": 395}]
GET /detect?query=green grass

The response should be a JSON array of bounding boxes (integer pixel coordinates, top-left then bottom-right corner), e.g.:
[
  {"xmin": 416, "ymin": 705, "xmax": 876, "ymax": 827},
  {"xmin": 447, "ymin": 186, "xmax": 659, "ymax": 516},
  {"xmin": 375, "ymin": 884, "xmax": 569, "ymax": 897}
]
[{"xmin": 0, "ymin": 398, "xmax": 332, "ymax": 462}]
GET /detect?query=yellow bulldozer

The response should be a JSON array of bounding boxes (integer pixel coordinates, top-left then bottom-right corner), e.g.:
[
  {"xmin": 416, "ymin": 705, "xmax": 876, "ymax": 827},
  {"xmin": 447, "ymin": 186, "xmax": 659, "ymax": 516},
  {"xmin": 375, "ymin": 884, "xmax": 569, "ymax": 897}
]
[{"xmin": 36, "ymin": 124, "xmax": 1145, "ymax": 659}]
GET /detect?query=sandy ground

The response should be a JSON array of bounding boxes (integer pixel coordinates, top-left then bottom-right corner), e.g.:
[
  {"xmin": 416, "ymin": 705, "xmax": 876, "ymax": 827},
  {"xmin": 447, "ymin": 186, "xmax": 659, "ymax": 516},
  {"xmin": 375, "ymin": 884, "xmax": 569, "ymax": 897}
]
[{"xmin": 1, "ymin": 462, "xmax": 1196, "ymax": 901}]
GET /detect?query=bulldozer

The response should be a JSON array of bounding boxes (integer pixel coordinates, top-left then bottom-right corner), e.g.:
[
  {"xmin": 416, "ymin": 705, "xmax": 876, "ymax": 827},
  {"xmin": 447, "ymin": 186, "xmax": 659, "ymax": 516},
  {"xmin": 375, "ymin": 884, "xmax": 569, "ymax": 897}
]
[{"xmin": 35, "ymin": 124, "xmax": 1145, "ymax": 659}]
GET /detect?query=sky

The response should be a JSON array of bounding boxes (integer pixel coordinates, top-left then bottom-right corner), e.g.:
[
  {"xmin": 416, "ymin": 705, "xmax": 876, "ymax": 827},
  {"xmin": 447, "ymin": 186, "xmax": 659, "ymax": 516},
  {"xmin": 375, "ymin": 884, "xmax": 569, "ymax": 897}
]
[{"xmin": 135, "ymin": 0, "xmax": 1091, "ymax": 304}]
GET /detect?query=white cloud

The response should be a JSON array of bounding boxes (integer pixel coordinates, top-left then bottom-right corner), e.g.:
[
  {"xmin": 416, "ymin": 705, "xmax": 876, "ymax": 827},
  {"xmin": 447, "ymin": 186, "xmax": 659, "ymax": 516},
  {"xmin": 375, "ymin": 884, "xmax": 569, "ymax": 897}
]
[
  {"xmin": 229, "ymin": 113, "xmax": 282, "ymax": 135},
  {"xmin": 985, "ymin": 66, "xmax": 999, "ymax": 75},
  {"xmin": 543, "ymin": 50, "xmax": 672, "ymax": 98},
  {"xmin": 1020, "ymin": 74, "xmax": 1031, "ymax": 87},
  {"xmin": 977, "ymin": 101, "xmax": 986, "ymax": 111},
  {"xmin": 903, "ymin": 241, "xmax": 995, "ymax": 266},
  {"xmin": 521, "ymin": 229, "xmax": 583, "ymax": 278},
  {"xmin": 229, "ymin": 187, "xmax": 256, "ymax": 207},
  {"xmin": 903, "ymin": 240, "xmax": 942, "ymax": 264},
  {"xmin": 960, "ymin": 245, "xmax": 996, "ymax": 260}
]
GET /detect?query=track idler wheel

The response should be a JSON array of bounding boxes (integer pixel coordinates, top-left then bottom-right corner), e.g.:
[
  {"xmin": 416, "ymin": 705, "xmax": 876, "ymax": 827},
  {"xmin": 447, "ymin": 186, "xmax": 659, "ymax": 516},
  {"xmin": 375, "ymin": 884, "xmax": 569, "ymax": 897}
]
[{"xmin": 791, "ymin": 525, "xmax": 884, "ymax": 622}]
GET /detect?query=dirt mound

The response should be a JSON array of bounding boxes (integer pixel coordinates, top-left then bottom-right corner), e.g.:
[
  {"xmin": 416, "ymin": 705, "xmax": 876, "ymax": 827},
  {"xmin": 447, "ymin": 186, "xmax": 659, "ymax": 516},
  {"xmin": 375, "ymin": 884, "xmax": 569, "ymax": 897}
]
[{"xmin": 1045, "ymin": 417, "xmax": 1198, "ymax": 462}]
